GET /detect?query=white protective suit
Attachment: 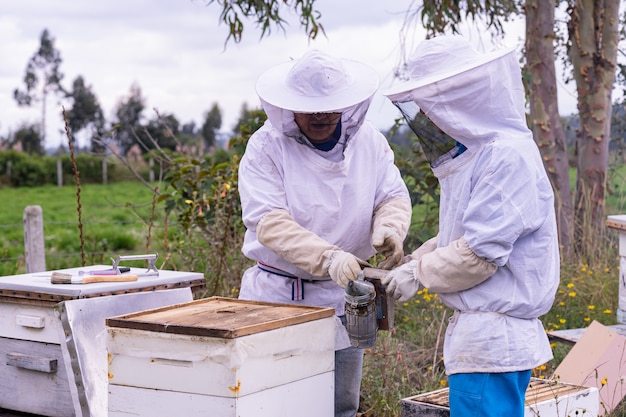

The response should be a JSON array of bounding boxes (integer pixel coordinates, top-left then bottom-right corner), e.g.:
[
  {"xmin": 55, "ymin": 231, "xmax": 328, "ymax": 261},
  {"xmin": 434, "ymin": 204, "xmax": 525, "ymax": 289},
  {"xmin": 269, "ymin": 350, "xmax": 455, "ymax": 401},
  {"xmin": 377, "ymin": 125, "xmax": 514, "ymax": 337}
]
[
  {"xmin": 385, "ymin": 37, "xmax": 560, "ymax": 375},
  {"xmin": 238, "ymin": 93, "xmax": 410, "ymax": 350}
]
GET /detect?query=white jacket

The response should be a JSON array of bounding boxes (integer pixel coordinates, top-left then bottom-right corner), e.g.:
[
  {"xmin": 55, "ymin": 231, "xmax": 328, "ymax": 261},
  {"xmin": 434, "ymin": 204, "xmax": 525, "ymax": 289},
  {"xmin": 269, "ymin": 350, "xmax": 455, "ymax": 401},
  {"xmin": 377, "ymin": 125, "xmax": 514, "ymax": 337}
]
[
  {"xmin": 238, "ymin": 98, "xmax": 410, "ymax": 349},
  {"xmin": 399, "ymin": 51, "xmax": 559, "ymax": 374}
]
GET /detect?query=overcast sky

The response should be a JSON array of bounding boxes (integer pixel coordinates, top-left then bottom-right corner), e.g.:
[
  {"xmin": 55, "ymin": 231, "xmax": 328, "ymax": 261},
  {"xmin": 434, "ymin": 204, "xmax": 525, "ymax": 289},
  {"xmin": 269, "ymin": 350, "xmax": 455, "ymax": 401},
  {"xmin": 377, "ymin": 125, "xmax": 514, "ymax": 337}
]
[{"xmin": 1, "ymin": 0, "xmax": 578, "ymax": 149}]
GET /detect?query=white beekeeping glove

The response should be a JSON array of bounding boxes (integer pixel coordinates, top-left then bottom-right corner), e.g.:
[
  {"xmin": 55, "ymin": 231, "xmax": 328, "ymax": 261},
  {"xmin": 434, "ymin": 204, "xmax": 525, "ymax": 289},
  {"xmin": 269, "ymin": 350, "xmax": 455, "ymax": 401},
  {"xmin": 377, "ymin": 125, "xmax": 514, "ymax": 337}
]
[
  {"xmin": 323, "ymin": 250, "xmax": 363, "ymax": 288},
  {"xmin": 381, "ymin": 260, "xmax": 422, "ymax": 302},
  {"xmin": 371, "ymin": 197, "xmax": 412, "ymax": 270}
]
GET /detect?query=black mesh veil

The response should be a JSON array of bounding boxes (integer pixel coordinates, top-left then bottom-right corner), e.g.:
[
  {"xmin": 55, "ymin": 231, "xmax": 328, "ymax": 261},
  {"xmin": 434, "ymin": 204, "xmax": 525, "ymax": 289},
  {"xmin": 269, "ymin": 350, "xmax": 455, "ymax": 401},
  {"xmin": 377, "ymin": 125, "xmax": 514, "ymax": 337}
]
[{"xmin": 393, "ymin": 100, "xmax": 460, "ymax": 167}]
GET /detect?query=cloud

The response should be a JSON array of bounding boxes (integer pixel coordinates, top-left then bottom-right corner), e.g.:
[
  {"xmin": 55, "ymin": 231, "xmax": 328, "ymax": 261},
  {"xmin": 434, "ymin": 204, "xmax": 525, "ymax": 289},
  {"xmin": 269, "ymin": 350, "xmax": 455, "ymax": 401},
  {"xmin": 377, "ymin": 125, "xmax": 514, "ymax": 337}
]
[{"xmin": 1, "ymin": 0, "xmax": 578, "ymax": 149}]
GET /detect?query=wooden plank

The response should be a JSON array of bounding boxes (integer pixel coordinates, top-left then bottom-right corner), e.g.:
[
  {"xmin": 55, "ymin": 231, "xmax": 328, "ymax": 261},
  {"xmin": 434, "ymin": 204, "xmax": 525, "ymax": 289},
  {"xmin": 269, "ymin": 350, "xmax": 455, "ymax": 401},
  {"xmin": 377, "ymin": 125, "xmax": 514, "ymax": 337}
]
[
  {"xmin": 106, "ymin": 297, "xmax": 336, "ymax": 338},
  {"xmin": 548, "ymin": 323, "xmax": 626, "ymax": 345}
]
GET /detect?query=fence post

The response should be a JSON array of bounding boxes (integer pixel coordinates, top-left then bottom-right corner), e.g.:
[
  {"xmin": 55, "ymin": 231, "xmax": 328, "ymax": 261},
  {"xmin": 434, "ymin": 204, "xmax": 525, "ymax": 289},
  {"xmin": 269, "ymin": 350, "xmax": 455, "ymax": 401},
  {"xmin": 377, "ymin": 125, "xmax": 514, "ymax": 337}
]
[
  {"xmin": 607, "ymin": 214, "xmax": 626, "ymax": 324},
  {"xmin": 149, "ymin": 157, "xmax": 155, "ymax": 182},
  {"xmin": 102, "ymin": 156, "xmax": 108, "ymax": 185},
  {"xmin": 23, "ymin": 205, "xmax": 46, "ymax": 273},
  {"xmin": 57, "ymin": 158, "xmax": 63, "ymax": 187}
]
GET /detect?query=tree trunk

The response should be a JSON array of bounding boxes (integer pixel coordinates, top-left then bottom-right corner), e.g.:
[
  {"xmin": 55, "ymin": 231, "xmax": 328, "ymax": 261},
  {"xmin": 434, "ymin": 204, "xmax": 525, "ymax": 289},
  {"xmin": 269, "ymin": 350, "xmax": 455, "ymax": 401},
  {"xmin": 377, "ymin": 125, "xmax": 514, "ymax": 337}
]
[
  {"xmin": 567, "ymin": 0, "xmax": 619, "ymax": 263},
  {"xmin": 525, "ymin": 0, "xmax": 574, "ymax": 259}
]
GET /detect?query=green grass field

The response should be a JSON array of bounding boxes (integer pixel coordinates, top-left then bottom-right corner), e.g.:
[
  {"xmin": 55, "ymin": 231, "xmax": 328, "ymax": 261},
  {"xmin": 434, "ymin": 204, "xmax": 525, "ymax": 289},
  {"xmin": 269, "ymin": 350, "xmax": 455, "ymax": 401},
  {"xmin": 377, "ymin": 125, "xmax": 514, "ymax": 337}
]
[{"xmin": 0, "ymin": 181, "xmax": 164, "ymax": 276}]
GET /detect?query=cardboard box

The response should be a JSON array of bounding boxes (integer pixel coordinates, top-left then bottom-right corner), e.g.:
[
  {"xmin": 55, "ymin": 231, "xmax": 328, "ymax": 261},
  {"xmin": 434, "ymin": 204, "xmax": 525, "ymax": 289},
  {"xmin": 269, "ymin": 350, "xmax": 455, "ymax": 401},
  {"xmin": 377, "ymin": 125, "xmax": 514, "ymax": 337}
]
[{"xmin": 553, "ymin": 320, "xmax": 626, "ymax": 415}]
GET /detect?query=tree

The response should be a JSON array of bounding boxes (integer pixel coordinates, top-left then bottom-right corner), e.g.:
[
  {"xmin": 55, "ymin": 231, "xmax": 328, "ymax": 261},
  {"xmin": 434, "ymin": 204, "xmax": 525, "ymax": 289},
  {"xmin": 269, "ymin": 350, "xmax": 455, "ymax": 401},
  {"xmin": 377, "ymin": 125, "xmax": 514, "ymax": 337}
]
[
  {"xmin": 64, "ymin": 76, "xmax": 105, "ymax": 152},
  {"xmin": 112, "ymin": 83, "xmax": 146, "ymax": 154},
  {"xmin": 566, "ymin": 0, "xmax": 620, "ymax": 260},
  {"xmin": 231, "ymin": 103, "xmax": 258, "ymax": 135},
  {"xmin": 525, "ymin": 0, "xmax": 573, "ymax": 258},
  {"xmin": 13, "ymin": 29, "xmax": 64, "ymax": 147},
  {"xmin": 14, "ymin": 124, "xmax": 44, "ymax": 155},
  {"xmin": 201, "ymin": 103, "xmax": 222, "ymax": 152},
  {"xmin": 140, "ymin": 113, "xmax": 181, "ymax": 152}
]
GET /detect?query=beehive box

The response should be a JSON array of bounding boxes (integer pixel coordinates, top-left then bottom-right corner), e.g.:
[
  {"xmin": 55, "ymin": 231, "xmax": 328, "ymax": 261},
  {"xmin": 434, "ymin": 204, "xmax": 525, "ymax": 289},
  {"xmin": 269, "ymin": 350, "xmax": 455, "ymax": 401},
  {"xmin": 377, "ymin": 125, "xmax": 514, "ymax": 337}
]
[
  {"xmin": 0, "ymin": 266, "xmax": 203, "ymax": 417},
  {"xmin": 400, "ymin": 378, "xmax": 599, "ymax": 417},
  {"xmin": 106, "ymin": 297, "xmax": 336, "ymax": 417}
]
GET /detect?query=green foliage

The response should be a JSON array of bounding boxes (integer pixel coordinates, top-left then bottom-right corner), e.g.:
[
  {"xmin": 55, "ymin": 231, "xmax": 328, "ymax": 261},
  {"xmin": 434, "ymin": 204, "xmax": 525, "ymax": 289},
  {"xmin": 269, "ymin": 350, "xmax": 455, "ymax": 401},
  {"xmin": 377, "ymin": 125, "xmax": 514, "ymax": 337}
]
[
  {"xmin": 14, "ymin": 124, "xmax": 44, "ymax": 155},
  {"xmin": 0, "ymin": 150, "xmax": 47, "ymax": 187},
  {"xmin": 201, "ymin": 103, "xmax": 223, "ymax": 151},
  {"xmin": 209, "ymin": 0, "xmax": 324, "ymax": 44},
  {"xmin": 391, "ymin": 122, "xmax": 441, "ymax": 248},
  {"xmin": 152, "ymin": 110, "xmax": 266, "ymax": 297},
  {"xmin": 418, "ymin": 0, "xmax": 520, "ymax": 36},
  {"xmin": 361, "ymin": 289, "xmax": 450, "ymax": 417},
  {"xmin": 0, "ymin": 151, "xmax": 126, "ymax": 187}
]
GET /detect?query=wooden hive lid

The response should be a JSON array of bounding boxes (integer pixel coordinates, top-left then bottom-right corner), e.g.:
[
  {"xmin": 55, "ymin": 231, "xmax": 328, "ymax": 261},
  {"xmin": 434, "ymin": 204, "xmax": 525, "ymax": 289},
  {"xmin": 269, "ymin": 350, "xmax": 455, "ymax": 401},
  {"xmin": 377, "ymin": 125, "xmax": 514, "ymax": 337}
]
[{"xmin": 106, "ymin": 296, "xmax": 336, "ymax": 339}]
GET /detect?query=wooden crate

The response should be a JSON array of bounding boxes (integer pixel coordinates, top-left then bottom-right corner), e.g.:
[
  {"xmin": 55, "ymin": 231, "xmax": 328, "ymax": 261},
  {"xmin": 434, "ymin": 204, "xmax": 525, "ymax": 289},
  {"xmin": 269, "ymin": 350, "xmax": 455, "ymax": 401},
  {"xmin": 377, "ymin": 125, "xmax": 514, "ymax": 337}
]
[
  {"xmin": 106, "ymin": 297, "xmax": 336, "ymax": 417},
  {"xmin": 400, "ymin": 378, "xmax": 599, "ymax": 417}
]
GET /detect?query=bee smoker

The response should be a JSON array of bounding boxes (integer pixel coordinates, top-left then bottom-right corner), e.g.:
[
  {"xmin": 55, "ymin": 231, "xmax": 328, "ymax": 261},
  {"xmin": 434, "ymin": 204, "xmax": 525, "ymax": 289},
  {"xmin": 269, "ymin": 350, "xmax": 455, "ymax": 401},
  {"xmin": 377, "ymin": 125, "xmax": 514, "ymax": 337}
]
[
  {"xmin": 344, "ymin": 268, "xmax": 394, "ymax": 348},
  {"xmin": 345, "ymin": 276, "xmax": 378, "ymax": 348}
]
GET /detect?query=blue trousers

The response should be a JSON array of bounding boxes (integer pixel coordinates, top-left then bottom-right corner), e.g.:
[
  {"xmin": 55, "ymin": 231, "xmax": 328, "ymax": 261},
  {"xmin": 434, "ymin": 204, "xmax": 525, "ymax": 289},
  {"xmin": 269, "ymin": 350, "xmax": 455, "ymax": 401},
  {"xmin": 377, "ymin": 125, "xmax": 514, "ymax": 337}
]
[
  {"xmin": 334, "ymin": 345, "xmax": 364, "ymax": 417},
  {"xmin": 448, "ymin": 370, "xmax": 531, "ymax": 417}
]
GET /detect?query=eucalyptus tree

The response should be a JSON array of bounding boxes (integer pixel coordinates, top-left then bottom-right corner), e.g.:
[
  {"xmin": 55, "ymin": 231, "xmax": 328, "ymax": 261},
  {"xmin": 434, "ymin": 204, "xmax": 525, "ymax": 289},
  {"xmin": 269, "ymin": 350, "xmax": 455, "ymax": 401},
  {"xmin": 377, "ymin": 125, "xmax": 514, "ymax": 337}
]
[
  {"xmin": 207, "ymin": 0, "xmax": 323, "ymax": 43},
  {"xmin": 13, "ymin": 29, "xmax": 64, "ymax": 147},
  {"xmin": 112, "ymin": 83, "xmax": 146, "ymax": 155},
  {"xmin": 64, "ymin": 76, "xmax": 105, "ymax": 152},
  {"xmin": 566, "ymin": 1, "xmax": 620, "ymax": 260},
  {"xmin": 201, "ymin": 103, "xmax": 223, "ymax": 152}
]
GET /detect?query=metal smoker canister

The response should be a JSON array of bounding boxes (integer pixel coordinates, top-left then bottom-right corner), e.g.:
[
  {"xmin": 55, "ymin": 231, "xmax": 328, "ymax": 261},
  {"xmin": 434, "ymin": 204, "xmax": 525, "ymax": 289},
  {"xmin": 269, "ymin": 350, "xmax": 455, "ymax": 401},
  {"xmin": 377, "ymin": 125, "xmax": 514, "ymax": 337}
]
[{"xmin": 345, "ymin": 277, "xmax": 378, "ymax": 348}]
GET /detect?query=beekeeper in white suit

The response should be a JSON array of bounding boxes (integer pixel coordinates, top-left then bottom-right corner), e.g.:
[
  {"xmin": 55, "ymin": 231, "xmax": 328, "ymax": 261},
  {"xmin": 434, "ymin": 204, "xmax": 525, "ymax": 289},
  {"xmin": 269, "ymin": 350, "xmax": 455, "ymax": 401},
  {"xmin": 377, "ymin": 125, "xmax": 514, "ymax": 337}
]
[
  {"xmin": 237, "ymin": 49, "xmax": 411, "ymax": 417},
  {"xmin": 381, "ymin": 35, "xmax": 560, "ymax": 417}
]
